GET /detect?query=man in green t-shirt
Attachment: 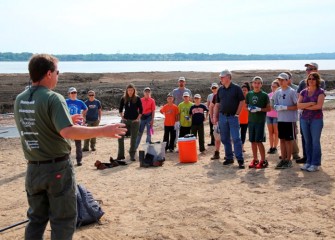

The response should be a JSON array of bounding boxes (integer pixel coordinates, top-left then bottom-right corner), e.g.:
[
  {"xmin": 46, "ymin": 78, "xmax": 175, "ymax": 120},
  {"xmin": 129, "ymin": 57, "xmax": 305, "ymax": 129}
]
[
  {"xmin": 14, "ymin": 54, "xmax": 126, "ymax": 240},
  {"xmin": 245, "ymin": 76, "xmax": 270, "ymax": 169}
]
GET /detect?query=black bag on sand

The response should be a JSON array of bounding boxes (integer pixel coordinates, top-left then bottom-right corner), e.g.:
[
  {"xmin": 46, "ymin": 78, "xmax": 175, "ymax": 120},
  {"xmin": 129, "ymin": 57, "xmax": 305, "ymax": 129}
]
[
  {"xmin": 76, "ymin": 184, "xmax": 104, "ymax": 227},
  {"xmin": 139, "ymin": 152, "xmax": 165, "ymax": 168}
]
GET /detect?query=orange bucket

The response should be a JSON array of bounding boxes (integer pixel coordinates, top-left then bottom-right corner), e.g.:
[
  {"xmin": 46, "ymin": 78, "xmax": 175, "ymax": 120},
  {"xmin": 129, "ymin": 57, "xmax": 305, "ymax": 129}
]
[{"xmin": 178, "ymin": 137, "xmax": 197, "ymax": 163}]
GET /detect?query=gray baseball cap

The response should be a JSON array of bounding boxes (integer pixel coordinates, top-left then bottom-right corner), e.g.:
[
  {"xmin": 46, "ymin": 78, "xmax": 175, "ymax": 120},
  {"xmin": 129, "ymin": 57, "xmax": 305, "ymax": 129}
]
[
  {"xmin": 304, "ymin": 62, "xmax": 318, "ymax": 69},
  {"xmin": 219, "ymin": 69, "xmax": 232, "ymax": 77}
]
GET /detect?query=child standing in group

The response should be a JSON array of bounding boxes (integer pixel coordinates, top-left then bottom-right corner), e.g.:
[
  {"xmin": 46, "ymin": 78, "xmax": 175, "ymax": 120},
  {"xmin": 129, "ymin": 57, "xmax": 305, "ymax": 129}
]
[
  {"xmin": 189, "ymin": 94, "xmax": 209, "ymax": 153},
  {"xmin": 266, "ymin": 80, "xmax": 280, "ymax": 154},
  {"xmin": 160, "ymin": 93, "xmax": 179, "ymax": 152},
  {"xmin": 239, "ymin": 82, "xmax": 250, "ymax": 152},
  {"xmin": 178, "ymin": 92, "xmax": 194, "ymax": 137},
  {"xmin": 273, "ymin": 73, "xmax": 298, "ymax": 169},
  {"xmin": 246, "ymin": 77, "xmax": 271, "ymax": 169}
]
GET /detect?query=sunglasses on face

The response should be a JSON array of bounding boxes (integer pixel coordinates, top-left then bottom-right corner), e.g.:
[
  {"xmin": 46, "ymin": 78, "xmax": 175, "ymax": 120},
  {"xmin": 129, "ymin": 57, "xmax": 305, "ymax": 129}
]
[
  {"xmin": 88, "ymin": 94, "xmax": 94, "ymax": 96},
  {"xmin": 70, "ymin": 92, "xmax": 77, "ymax": 94},
  {"xmin": 306, "ymin": 67, "xmax": 316, "ymax": 71},
  {"xmin": 307, "ymin": 78, "xmax": 316, "ymax": 81},
  {"xmin": 211, "ymin": 87, "xmax": 217, "ymax": 90}
]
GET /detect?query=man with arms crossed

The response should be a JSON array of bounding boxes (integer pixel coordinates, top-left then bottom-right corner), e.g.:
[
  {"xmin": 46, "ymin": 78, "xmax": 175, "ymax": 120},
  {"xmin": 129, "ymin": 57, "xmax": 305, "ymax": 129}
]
[{"xmin": 14, "ymin": 54, "xmax": 126, "ymax": 240}]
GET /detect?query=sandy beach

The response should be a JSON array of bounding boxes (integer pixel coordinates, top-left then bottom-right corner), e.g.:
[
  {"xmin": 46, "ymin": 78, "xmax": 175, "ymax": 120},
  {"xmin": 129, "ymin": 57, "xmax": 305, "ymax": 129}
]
[{"xmin": 0, "ymin": 107, "xmax": 334, "ymax": 239}]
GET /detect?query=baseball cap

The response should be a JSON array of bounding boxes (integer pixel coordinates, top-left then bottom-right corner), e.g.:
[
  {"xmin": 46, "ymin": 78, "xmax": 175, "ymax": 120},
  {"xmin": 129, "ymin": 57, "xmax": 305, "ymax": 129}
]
[
  {"xmin": 211, "ymin": 83, "xmax": 219, "ymax": 88},
  {"xmin": 252, "ymin": 76, "xmax": 263, "ymax": 84},
  {"xmin": 304, "ymin": 62, "xmax": 318, "ymax": 69},
  {"xmin": 144, "ymin": 87, "xmax": 151, "ymax": 91},
  {"xmin": 276, "ymin": 73, "xmax": 289, "ymax": 80},
  {"xmin": 178, "ymin": 77, "xmax": 186, "ymax": 82},
  {"xmin": 219, "ymin": 69, "xmax": 232, "ymax": 77},
  {"xmin": 68, "ymin": 87, "xmax": 77, "ymax": 93},
  {"xmin": 167, "ymin": 93, "xmax": 173, "ymax": 97},
  {"xmin": 194, "ymin": 94, "xmax": 201, "ymax": 99},
  {"xmin": 183, "ymin": 92, "xmax": 190, "ymax": 97}
]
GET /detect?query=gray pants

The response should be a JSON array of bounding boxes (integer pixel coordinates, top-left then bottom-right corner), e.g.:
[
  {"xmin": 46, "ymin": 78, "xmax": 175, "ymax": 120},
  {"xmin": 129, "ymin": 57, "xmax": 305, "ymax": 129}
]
[
  {"xmin": 118, "ymin": 119, "xmax": 140, "ymax": 159},
  {"xmin": 83, "ymin": 120, "xmax": 100, "ymax": 150},
  {"xmin": 25, "ymin": 159, "xmax": 76, "ymax": 240}
]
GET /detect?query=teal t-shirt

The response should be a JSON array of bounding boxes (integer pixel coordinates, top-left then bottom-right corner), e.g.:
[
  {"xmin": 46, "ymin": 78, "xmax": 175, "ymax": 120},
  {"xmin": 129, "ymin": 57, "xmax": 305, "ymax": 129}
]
[
  {"xmin": 178, "ymin": 101, "xmax": 194, "ymax": 127},
  {"xmin": 14, "ymin": 86, "xmax": 73, "ymax": 161},
  {"xmin": 245, "ymin": 90, "xmax": 269, "ymax": 123}
]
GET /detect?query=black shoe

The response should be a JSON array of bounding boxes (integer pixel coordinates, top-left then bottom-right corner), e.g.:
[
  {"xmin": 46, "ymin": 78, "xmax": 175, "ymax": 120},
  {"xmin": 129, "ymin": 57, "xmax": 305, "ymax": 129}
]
[
  {"xmin": 82, "ymin": 148, "xmax": 89, "ymax": 152},
  {"xmin": 207, "ymin": 143, "xmax": 215, "ymax": 146},
  {"xmin": 77, "ymin": 162, "xmax": 82, "ymax": 166},
  {"xmin": 238, "ymin": 161, "xmax": 245, "ymax": 169},
  {"xmin": 91, "ymin": 148, "xmax": 96, "ymax": 151},
  {"xmin": 296, "ymin": 157, "xmax": 306, "ymax": 164},
  {"xmin": 116, "ymin": 157, "xmax": 125, "ymax": 160},
  {"xmin": 223, "ymin": 159, "xmax": 234, "ymax": 165},
  {"xmin": 130, "ymin": 158, "xmax": 136, "ymax": 161},
  {"xmin": 267, "ymin": 148, "xmax": 273, "ymax": 154}
]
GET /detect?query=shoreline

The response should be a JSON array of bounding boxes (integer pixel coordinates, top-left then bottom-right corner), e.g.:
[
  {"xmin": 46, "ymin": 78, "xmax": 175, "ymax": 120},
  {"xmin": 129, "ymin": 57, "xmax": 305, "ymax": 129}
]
[{"xmin": 1, "ymin": 70, "xmax": 335, "ymax": 113}]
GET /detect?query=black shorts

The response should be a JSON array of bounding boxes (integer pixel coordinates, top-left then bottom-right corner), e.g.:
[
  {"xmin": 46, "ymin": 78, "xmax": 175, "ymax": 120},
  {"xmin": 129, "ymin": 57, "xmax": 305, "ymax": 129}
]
[
  {"xmin": 278, "ymin": 122, "xmax": 297, "ymax": 141},
  {"xmin": 248, "ymin": 122, "xmax": 266, "ymax": 142}
]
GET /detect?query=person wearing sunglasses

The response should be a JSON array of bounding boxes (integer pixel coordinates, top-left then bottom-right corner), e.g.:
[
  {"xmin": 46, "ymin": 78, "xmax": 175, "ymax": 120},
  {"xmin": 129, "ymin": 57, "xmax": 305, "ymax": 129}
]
[
  {"xmin": 82, "ymin": 90, "xmax": 102, "ymax": 152},
  {"xmin": 297, "ymin": 72, "xmax": 325, "ymax": 172},
  {"xmin": 296, "ymin": 63, "xmax": 326, "ymax": 164},
  {"xmin": 66, "ymin": 87, "xmax": 88, "ymax": 166},
  {"xmin": 206, "ymin": 82, "xmax": 219, "ymax": 146},
  {"xmin": 14, "ymin": 54, "xmax": 126, "ymax": 240}
]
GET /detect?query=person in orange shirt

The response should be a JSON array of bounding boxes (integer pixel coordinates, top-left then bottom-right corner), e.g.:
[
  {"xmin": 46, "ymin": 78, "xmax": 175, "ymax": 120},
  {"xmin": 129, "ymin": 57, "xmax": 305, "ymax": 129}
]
[
  {"xmin": 135, "ymin": 87, "xmax": 156, "ymax": 149},
  {"xmin": 160, "ymin": 93, "xmax": 179, "ymax": 152},
  {"xmin": 239, "ymin": 82, "xmax": 250, "ymax": 152}
]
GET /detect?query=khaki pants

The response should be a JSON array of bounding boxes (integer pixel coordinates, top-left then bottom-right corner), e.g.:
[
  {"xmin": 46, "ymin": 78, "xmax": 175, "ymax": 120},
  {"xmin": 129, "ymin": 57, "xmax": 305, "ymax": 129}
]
[{"xmin": 25, "ymin": 159, "xmax": 76, "ymax": 240}]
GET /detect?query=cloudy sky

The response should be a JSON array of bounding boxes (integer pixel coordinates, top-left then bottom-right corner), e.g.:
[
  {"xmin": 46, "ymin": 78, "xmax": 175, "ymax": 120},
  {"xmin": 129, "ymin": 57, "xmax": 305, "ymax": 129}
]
[{"xmin": 1, "ymin": 0, "xmax": 334, "ymax": 55}]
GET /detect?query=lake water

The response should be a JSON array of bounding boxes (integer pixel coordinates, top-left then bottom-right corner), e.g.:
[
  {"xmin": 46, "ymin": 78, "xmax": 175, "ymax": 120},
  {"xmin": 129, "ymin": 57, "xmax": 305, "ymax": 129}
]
[
  {"xmin": 0, "ymin": 59, "xmax": 335, "ymax": 73},
  {"xmin": 0, "ymin": 111, "xmax": 166, "ymax": 138}
]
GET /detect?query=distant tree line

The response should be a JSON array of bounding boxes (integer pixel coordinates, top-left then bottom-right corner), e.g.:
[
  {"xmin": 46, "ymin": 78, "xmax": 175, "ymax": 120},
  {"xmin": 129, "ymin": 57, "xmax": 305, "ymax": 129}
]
[{"xmin": 1, "ymin": 52, "xmax": 335, "ymax": 61}]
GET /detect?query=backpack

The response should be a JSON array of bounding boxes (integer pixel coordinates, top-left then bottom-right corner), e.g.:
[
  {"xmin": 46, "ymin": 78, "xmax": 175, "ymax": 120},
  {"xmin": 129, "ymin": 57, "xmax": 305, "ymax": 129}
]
[{"xmin": 76, "ymin": 184, "xmax": 104, "ymax": 227}]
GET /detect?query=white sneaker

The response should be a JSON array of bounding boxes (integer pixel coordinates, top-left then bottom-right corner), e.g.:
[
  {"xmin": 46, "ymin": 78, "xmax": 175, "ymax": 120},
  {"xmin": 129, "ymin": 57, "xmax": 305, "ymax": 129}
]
[
  {"xmin": 306, "ymin": 165, "xmax": 319, "ymax": 172},
  {"xmin": 300, "ymin": 163, "xmax": 310, "ymax": 171}
]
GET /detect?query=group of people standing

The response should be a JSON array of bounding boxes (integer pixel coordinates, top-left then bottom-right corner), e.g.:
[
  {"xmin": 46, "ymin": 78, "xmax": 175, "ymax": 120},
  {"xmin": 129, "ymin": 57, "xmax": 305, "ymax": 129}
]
[
  {"xmin": 13, "ymin": 54, "xmax": 327, "ymax": 239},
  {"xmin": 209, "ymin": 62, "xmax": 326, "ymax": 172}
]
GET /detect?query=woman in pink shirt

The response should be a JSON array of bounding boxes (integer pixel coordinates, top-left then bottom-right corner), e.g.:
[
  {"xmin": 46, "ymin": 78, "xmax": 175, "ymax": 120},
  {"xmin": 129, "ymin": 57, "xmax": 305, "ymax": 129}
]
[{"xmin": 266, "ymin": 80, "xmax": 280, "ymax": 154}]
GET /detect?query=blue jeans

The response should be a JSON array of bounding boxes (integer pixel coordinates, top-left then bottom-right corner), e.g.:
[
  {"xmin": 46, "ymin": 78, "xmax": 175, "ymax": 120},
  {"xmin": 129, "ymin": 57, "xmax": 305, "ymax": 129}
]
[
  {"xmin": 219, "ymin": 113, "xmax": 244, "ymax": 162},
  {"xmin": 135, "ymin": 115, "xmax": 152, "ymax": 149},
  {"xmin": 300, "ymin": 118, "xmax": 323, "ymax": 166}
]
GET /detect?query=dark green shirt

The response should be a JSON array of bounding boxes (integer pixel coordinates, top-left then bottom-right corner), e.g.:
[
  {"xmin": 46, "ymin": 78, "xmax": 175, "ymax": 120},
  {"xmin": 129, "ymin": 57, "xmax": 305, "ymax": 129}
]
[
  {"xmin": 14, "ymin": 86, "xmax": 73, "ymax": 161},
  {"xmin": 245, "ymin": 90, "xmax": 269, "ymax": 123}
]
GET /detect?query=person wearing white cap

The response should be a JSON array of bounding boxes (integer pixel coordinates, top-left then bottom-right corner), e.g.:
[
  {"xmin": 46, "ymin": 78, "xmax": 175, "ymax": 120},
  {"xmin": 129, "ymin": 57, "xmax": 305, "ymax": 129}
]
[
  {"xmin": 213, "ymin": 69, "xmax": 245, "ymax": 169},
  {"xmin": 178, "ymin": 91, "xmax": 194, "ymax": 137},
  {"xmin": 135, "ymin": 87, "xmax": 156, "ymax": 149},
  {"xmin": 189, "ymin": 94, "xmax": 209, "ymax": 153},
  {"xmin": 207, "ymin": 83, "xmax": 219, "ymax": 146},
  {"xmin": 296, "ymin": 62, "xmax": 326, "ymax": 164},
  {"xmin": 66, "ymin": 87, "xmax": 88, "ymax": 166},
  {"xmin": 273, "ymin": 73, "xmax": 298, "ymax": 169}
]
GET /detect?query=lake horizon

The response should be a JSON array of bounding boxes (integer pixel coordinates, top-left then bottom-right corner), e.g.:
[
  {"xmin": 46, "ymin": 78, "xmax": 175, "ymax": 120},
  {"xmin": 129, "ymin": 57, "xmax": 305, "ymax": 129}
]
[{"xmin": 1, "ymin": 59, "xmax": 335, "ymax": 74}]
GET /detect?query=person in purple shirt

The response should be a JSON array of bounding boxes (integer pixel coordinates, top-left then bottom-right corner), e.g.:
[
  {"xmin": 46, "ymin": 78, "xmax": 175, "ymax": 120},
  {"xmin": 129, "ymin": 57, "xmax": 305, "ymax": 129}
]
[
  {"xmin": 66, "ymin": 87, "xmax": 88, "ymax": 166},
  {"xmin": 297, "ymin": 72, "xmax": 326, "ymax": 172}
]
